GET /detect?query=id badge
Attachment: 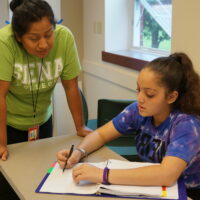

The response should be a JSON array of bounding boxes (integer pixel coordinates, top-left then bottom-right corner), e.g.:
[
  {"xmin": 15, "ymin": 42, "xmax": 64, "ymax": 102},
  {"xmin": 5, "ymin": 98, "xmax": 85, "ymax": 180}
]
[{"xmin": 28, "ymin": 126, "xmax": 39, "ymax": 141}]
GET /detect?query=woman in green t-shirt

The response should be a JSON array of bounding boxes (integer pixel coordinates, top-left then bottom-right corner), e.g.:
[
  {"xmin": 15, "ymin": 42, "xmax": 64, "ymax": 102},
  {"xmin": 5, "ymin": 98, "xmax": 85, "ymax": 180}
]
[{"xmin": 0, "ymin": 0, "xmax": 92, "ymax": 161}]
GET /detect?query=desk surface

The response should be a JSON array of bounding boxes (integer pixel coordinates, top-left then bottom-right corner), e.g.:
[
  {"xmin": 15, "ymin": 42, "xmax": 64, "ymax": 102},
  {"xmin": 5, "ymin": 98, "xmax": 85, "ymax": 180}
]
[{"xmin": 0, "ymin": 134, "xmax": 142, "ymax": 200}]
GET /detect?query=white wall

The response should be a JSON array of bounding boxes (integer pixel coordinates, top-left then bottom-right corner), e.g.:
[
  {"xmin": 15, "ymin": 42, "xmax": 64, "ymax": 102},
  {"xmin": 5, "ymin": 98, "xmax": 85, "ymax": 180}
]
[
  {"xmin": 83, "ymin": 0, "xmax": 138, "ymax": 119},
  {"xmin": 53, "ymin": 82, "xmax": 77, "ymax": 135},
  {"xmin": 0, "ymin": 0, "xmax": 61, "ymax": 27},
  {"xmin": 0, "ymin": 0, "xmax": 9, "ymax": 28},
  {"xmin": 172, "ymin": 0, "xmax": 200, "ymax": 74},
  {"xmin": 1, "ymin": 0, "xmax": 200, "ymax": 135},
  {"xmin": 46, "ymin": 0, "xmax": 61, "ymax": 21},
  {"xmin": 61, "ymin": 0, "xmax": 83, "ymax": 61},
  {"xmin": 82, "ymin": 0, "xmax": 200, "ymax": 120},
  {"xmin": 105, "ymin": 0, "xmax": 132, "ymax": 51},
  {"xmin": 53, "ymin": 0, "xmax": 83, "ymax": 136}
]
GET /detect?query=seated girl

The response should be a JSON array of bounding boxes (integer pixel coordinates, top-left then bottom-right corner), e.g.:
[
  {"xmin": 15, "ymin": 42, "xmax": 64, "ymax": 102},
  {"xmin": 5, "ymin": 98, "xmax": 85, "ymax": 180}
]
[{"xmin": 57, "ymin": 52, "xmax": 200, "ymax": 200}]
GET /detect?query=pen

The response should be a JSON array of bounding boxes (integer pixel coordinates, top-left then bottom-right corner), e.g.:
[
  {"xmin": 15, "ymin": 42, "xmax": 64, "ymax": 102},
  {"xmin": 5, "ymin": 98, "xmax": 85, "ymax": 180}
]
[{"xmin": 63, "ymin": 144, "xmax": 74, "ymax": 172}]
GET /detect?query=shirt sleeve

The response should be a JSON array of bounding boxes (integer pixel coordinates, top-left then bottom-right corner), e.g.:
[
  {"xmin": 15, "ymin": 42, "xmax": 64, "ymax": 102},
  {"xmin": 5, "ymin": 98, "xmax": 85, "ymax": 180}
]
[
  {"xmin": 165, "ymin": 116, "xmax": 200, "ymax": 163},
  {"xmin": 59, "ymin": 27, "xmax": 81, "ymax": 80},
  {"xmin": 112, "ymin": 102, "xmax": 142, "ymax": 134},
  {"xmin": 0, "ymin": 40, "xmax": 15, "ymax": 81}
]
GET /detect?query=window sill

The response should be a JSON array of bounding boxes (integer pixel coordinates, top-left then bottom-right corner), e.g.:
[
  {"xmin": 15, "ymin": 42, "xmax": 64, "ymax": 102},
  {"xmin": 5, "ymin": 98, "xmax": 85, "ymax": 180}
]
[{"xmin": 102, "ymin": 50, "xmax": 161, "ymax": 71}]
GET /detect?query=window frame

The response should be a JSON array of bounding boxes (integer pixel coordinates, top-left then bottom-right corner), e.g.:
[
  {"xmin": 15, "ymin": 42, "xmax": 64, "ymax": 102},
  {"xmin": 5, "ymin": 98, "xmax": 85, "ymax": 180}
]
[
  {"xmin": 102, "ymin": 0, "xmax": 171, "ymax": 71},
  {"xmin": 131, "ymin": 0, "xmax": 172, "ymax": 54}
]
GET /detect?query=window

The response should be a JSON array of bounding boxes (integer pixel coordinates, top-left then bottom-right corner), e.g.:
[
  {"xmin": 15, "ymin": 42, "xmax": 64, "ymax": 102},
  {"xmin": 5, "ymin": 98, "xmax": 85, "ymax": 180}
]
[
  {"xmin": 133, "ymin": 0, "xmax": 172, "ymax": 52},
  {"xmin": 103, "ymin": 0, "xmax": 172, "ymax": 70}
]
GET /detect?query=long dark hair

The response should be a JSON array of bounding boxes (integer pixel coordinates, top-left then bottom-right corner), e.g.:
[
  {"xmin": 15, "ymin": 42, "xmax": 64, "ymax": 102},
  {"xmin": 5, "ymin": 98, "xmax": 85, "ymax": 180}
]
[
  {"xmin": 145, "ymin": 52, "xmax": 200, "ymax": 115},
  {"xmin": 10, "ymin": 0, "xmax": 55, "ymax": 37}
]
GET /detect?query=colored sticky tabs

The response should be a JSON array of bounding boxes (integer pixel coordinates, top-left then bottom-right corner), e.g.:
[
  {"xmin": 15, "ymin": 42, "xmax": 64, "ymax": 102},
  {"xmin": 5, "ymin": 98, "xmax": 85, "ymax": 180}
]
[
  {"xmin": 162, "ymin": 186, "xmax": 167, "ymax": 197},
  {"xmin": 47, "ymin": 162, "xmax": 57, "ymax": 173},
  {"xmin": 51, "ymin": 162, "xmax": 57, "ymax": 167},
  {"xmin": 47, "ymin": 167, "xmax": 53, "ymax": 173}
]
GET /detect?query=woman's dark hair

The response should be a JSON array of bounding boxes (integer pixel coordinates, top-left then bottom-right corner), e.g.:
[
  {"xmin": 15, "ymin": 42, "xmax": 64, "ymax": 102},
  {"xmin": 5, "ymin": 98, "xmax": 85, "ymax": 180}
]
[
  {"xmin": 10, "ymin": 0, "xmax": 55, "ymax": 37},
  {"xmin": 144, "ymin": 52, "xmax": 200, "ymax": 115}
]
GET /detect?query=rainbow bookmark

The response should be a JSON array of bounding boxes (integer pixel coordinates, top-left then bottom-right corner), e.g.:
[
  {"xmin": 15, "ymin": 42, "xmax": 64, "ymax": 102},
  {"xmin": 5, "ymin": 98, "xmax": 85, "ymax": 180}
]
[{"xmin": 162, "ymin": 186, "xmax": 167, "ymax": 197}]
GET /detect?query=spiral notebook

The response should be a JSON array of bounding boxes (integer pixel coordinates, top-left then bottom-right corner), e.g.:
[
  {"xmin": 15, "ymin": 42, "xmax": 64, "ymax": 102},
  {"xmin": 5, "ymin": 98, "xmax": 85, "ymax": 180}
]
[{"xmin": 35, "ymin": 159, "xmax": 187, "ymax": 200}]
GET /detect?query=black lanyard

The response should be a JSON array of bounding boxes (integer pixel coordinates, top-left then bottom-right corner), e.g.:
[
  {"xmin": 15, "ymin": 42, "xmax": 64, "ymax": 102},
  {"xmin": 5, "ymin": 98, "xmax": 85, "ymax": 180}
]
[{"xmin": 27, "ymin": 55, "xmax": 43, "ymax": 119}]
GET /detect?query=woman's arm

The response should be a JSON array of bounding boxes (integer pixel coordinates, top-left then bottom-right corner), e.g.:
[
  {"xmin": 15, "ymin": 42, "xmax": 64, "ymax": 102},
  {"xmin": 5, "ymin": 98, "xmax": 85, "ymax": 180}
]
[
  {"xmin": 61, "ymin": 77, "xmax": 92, "ymax": 137},
  {"xmin": 0, "ymin": 80, "xmax": 10, "ymax": 160}
]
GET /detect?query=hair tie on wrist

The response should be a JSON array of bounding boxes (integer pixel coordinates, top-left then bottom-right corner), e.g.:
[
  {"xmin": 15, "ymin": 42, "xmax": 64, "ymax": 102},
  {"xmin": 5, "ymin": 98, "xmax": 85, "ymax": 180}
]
[{"xmin": 103, "ymin": 166, "xmax": 110, "ymax": 185}]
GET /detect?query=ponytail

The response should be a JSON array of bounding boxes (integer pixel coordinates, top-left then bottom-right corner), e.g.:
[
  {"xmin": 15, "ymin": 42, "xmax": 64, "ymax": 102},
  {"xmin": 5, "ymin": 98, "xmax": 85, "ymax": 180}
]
[
  {"xmin": 175, "ymin": 53, "xmax": 200, "ymax": 115},
  {"xmin": 145, "ymin": 52, "xmax": 200, "ymax": 115}
]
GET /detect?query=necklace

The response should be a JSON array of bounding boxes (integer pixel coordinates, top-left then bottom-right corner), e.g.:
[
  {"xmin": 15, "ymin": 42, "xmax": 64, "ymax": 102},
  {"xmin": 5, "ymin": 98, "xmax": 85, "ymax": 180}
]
[{"xmin": 27, "ymin": 55, "xmax": 43, "ymax": 120}]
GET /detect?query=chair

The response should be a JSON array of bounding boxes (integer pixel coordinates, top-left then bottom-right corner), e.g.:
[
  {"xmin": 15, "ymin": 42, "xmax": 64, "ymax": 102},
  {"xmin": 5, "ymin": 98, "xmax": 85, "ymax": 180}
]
[
  {"xmin": 79, "ymin": 89, "xmax": 88, "ymax": 125},
  {"xmin": 97, "ymin": 99, "xmax": 134, "ymax": 127},
  {"xmin": 88, "ymin": 99, "xmax": 139, "ymax": 161}
]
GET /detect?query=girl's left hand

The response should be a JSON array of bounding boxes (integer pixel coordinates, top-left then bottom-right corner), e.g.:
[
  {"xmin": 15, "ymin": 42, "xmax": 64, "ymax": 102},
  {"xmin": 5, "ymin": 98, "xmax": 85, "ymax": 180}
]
[
  {"xmin": 72, "ymin": 163, "xmax": 103, "ymax": 184},
  {"xmin": 77, "ymin": 126, "xmax": 93, "ymax": 137}
]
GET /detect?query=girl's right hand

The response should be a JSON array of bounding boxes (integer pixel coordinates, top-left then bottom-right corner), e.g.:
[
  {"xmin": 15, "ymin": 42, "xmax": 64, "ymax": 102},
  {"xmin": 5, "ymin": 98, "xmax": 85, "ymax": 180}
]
[
  {"xmin": 0, "ymin": 145, "xmax": 8, "ymax": 161},
  {"xmin": 56, "ymin": 148, "xmax": 82, "ymax": 169}
]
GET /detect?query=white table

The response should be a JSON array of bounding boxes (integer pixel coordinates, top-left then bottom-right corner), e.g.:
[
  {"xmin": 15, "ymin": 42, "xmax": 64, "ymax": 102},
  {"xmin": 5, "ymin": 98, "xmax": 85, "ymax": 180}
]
[{"xmin": 1, "ymin": 134, "xmax": 139, "ymax": 200}]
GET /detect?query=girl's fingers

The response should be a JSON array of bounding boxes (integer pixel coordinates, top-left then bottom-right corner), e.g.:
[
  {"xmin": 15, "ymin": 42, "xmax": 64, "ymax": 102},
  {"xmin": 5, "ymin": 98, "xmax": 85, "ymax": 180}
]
[
  {"xmin": 72, "ymin": 168, "xmax": 83, "ymax": 183},
  {"xmin": 57, "ymin": 150, "xmax": 67, "ymax": 160}
]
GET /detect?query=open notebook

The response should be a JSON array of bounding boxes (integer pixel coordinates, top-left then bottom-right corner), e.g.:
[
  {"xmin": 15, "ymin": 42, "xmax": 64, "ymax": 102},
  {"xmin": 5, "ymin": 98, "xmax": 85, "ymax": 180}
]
[{"xmin": 36, "ymin": 159, "xmax": 186, "ymax": 200}]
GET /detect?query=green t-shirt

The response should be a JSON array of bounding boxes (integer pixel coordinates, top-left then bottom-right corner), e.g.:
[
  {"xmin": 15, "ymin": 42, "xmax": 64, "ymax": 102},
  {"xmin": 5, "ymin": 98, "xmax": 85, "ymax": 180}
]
[{"xmin": 0, "ymin": 24, "xmax": 81, "ymax": 130}]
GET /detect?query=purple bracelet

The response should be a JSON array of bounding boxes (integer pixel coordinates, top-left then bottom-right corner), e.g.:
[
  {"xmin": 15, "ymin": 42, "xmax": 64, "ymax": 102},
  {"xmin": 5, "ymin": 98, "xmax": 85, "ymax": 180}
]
[{"xmin": 103, "ymin": 167, "xmax": 110, "ymax": 185}]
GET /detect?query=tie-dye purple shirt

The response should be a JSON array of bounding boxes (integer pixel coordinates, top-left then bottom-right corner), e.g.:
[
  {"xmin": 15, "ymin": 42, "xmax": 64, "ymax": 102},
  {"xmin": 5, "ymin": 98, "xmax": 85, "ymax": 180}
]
[{"xmin": 112, "ymin": 102, "xmax": 200, "ymax": 189}]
